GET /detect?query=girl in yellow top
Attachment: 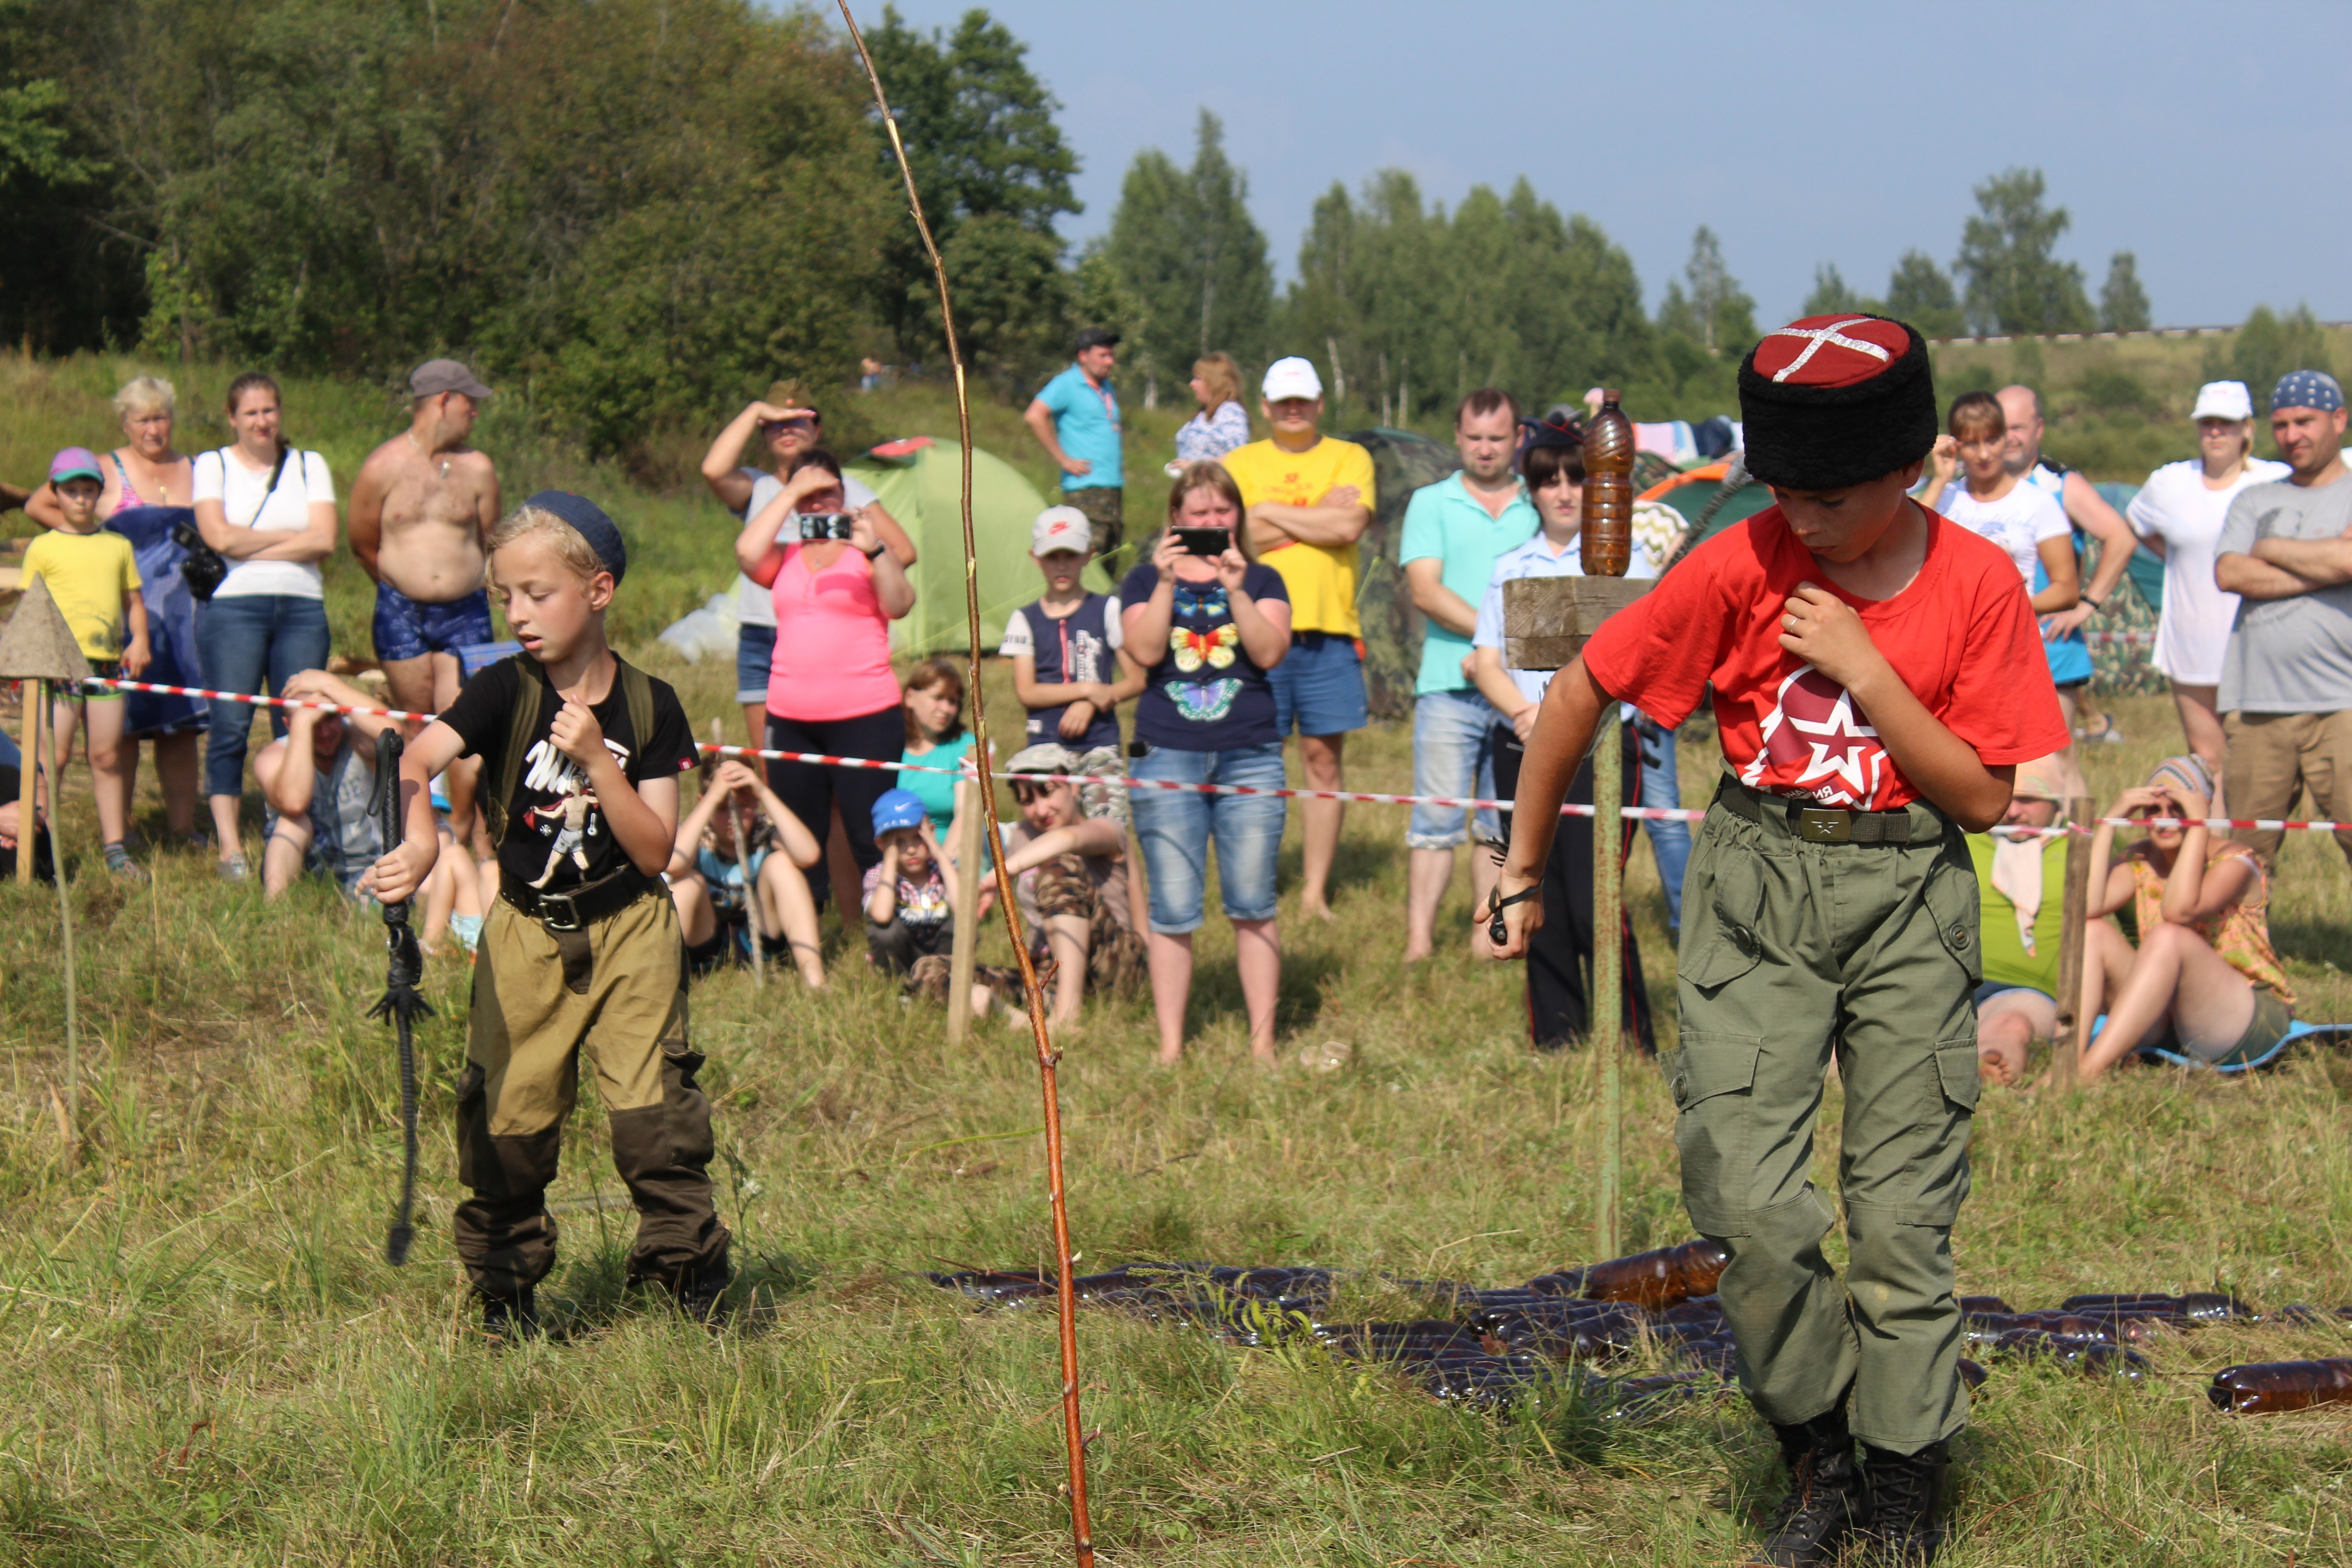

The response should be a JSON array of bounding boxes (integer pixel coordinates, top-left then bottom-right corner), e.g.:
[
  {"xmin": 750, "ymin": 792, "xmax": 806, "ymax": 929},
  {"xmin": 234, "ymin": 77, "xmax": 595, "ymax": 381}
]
[
  {"xmin": 2080, "ymin": 755, "xmax": 2295, "ymax": 1080},
  {"xmin": 22, "ymin": 448, "xmax": 152, "ymax": 880}
]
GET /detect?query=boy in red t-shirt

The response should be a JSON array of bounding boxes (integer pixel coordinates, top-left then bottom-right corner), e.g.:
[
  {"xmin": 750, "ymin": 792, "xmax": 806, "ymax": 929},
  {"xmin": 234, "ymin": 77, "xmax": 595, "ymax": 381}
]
[{"xmin": 1491, "ymin": 315, "xmax": 2066, "ymax": 1566}]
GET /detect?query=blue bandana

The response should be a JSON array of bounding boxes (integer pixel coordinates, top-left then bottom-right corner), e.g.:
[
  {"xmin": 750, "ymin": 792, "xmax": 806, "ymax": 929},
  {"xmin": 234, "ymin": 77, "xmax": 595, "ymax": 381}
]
[
  {"xmin": 523, "ymin": 490, "xmax": 627, "ymax": 583},
  {"xmin": 2271, "ymin": 370, "xmax": 2344, "ymax": 415}
]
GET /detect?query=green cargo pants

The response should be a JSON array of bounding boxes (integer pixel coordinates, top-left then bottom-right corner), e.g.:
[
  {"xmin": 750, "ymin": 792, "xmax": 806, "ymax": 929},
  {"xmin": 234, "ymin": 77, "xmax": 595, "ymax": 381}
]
[{"xmin": 1666, "ymin": 777, "xmax": 1981, "ymax": 1452}]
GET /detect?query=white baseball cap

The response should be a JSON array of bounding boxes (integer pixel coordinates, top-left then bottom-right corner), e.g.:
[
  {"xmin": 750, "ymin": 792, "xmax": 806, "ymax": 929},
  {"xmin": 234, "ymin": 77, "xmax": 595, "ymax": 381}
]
[
  {"xmin": 2190, "ymin": 381, "xmax": 2254, "ymax": 422},
  {"xmin": 1031, "ymin": 505, "xmax": 1092, "ymax": 554},
  {"xmin": 1262, "ymin": 357, "xmax": 1323, "ymax": 402}
]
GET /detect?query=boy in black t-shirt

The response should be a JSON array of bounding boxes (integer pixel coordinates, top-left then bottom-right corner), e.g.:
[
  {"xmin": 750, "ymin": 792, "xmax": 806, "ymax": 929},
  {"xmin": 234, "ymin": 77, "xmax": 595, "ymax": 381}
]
[{"xmin": 372, "ymin": 490, "xmax": 726, "ymax": 1338}]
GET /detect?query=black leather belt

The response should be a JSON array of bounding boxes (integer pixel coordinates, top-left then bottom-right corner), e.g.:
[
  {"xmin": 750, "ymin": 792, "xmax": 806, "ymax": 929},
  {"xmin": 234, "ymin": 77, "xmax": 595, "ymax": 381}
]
[
  {"xmin": 1713, "ymin": 775, "xmax": 1934, "ymax": 845},
  {"xmin": 500, "ymin": 865, "xmax": 658, "ymax": 931}
]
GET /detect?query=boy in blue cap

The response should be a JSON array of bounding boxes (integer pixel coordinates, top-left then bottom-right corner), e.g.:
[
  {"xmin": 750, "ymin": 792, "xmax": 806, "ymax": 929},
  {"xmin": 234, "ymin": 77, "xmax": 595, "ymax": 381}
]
[
  {"xmin": 372, "ymin": 491, "xmax": 725, "ymax": 1339},
  {"xmin": 863, "ymin": 786, "xmax": 958, "ymax": 977}
]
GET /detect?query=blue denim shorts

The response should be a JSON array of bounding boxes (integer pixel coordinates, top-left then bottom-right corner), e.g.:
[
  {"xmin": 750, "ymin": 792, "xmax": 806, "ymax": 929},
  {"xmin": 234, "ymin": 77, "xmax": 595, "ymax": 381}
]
[
  {"xmin": 1408, "ymin": 688, "xmax": 1501, "ymax": 849},
  {"xmin": 1268, "ymin": 632, "xmax": 1368, "ymax": 738},
  {"xmin": 1128, "ymin": 741, "xmax": 1286, "ymax": 932},
  {"xmin": 371, "ymin": 583, "xmax": 494, "ymax": 663},
  {"xmin": 736, "ymin": 623, "xmax": 778, "ymax": 705}
]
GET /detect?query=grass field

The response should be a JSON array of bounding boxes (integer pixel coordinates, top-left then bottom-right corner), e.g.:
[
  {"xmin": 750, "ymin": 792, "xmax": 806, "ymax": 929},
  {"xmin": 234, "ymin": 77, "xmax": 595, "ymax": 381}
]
[
  {"xmin": 4, "ymin": 660, "xmax": 2352, "ymax": 1563},
  {"xmin": 5, "ymin": 348, "xmax": 2352, "ymax": 1563}
]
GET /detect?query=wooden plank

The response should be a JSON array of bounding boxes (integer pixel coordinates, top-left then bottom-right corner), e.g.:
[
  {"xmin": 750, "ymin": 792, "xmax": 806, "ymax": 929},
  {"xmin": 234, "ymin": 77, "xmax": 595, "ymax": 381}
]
[
  {"xmin": 2052, "ymin": 796, "xmax": 2095, "ymax": 1084},
  {"xmin": 1501, "ymin": 576, "xmax": 1654, "ymax": 671}
]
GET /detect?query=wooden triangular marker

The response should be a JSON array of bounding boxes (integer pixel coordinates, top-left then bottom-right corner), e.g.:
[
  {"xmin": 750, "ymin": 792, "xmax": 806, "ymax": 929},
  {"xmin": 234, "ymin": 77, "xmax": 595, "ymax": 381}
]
[{"xmin": 0, "ymin": 576, "xmax": 94, "ymax": 683}]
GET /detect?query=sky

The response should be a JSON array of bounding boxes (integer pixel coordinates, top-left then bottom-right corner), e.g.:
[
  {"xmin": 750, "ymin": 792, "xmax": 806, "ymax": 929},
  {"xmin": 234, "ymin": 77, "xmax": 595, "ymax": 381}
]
[{"xmin": 851, "ymin": 0, "xmax": 2352, "ymax": 329}]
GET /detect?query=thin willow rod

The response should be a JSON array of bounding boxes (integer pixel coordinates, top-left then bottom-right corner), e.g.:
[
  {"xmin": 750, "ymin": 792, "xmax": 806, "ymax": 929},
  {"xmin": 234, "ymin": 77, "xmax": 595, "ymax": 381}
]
[{"xmin": 830, "ymin": 7, "xmax": 1095, "ymax": 1563}]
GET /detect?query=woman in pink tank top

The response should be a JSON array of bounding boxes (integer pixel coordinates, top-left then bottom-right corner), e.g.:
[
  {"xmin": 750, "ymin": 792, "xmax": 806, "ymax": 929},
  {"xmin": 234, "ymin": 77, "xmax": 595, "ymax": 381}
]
[{"xmin": 735, "ymin": 448, "xmax": 917, "ymax": 913}]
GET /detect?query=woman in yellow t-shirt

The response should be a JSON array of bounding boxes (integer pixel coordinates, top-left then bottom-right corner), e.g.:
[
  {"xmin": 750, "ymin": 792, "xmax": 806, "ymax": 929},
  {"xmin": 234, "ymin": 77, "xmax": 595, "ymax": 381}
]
[{"xmin": 2079, "ymin": 755, "xmax": 2295, "ymax": 1081}]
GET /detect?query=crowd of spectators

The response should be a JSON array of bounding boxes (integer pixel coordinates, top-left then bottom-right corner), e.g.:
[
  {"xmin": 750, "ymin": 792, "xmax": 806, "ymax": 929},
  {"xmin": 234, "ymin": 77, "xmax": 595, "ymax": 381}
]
[{"xmin": 7, "ymin": 337, "xmax": 2343, "ymax": 1080}]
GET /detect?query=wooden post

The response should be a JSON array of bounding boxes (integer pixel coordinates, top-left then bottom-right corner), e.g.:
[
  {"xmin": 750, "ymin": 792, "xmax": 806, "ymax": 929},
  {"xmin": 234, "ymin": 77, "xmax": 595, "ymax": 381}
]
[
  {"xmin": 946, "ymin": 777, "xmax": 982, "ymax": 1043},
  {"xmin": 2052, "ymin": 796, "xmax": 2095, "ymax": 1084},
  {"xmin": 1500, "ymin": 573, "xmax": 1654, "ymax": 1263},
  {"xmin": 16, "ymin": 679, "xmax": 41, "ymax": 886},
  {"xmin": 1591, "ymin": 716, "xmax": 1623, "ymax": 1262}
]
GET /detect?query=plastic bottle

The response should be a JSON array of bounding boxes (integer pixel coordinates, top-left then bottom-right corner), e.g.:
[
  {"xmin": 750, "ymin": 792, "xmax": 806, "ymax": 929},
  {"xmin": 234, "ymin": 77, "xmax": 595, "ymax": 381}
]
[
  {"xmin": 1581, "ymin": 390, "xmax": 1635, "ymax": 577},
  {"xmin": 2208, "ymin": 1359, "xmax": 2352, "ymax": 1414}
]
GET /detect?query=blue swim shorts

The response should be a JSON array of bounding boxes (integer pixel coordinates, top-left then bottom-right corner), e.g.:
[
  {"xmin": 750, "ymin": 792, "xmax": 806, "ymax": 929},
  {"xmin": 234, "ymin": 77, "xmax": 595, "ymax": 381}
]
[{"xmin": 372, "ymin": 582, "xmax": 495, "ymax": 664}]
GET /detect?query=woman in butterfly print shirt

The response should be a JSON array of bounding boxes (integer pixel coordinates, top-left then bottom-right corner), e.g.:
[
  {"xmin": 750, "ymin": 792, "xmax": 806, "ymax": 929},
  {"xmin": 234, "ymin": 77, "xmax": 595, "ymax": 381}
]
[{"xmin": 1119, "ymin": 461, "xmax": 1293, "ymax": 1063}]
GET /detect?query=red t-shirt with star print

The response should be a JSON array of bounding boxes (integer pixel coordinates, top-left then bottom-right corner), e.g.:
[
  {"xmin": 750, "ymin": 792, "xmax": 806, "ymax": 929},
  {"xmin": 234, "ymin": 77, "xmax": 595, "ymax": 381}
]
[{"xmin": 1582, "ymin": 507, "xmax": 2069, "ymax": 812}]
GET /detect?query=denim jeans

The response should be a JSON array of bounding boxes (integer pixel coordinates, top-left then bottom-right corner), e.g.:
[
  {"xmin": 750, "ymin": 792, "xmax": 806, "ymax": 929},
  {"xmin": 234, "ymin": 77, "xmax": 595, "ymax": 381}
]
[
  {"xmin": 1407, "ymin": 688, "xmax": 1501, "ymax": 849},
  {"xmin": 1128, "ymin": 741, "xmax": 1285, "ymax": 933},
  {"xmin": 197, "ymin": 593, "xmax": 331, "ymax": 798},
  {"xmin": 1637, "ymin": 715, "xmax": 1691, "ymax": 934}
]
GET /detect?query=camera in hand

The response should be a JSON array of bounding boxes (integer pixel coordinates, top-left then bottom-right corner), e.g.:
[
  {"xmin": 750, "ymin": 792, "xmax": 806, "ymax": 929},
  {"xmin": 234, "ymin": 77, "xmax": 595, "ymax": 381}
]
[
  {"xmin": 1175, "ymin": 527, "xmax": 1230, "ymax": 557},
  {"xmin": 798, "ymin": 512, "xmax": 857, "ymax": 542}
]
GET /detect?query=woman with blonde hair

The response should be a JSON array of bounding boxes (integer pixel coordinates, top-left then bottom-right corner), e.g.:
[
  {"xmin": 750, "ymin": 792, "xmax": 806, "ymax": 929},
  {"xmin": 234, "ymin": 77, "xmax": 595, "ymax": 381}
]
[
  {"xmin": 1118, "ymin": 461, "xmax": 1292, "ymax": 1063},
  {"xmin": 25, "ymin": 375, "xmax": 209, "ymax": 847},
  {"xmin": 1172, "ymin": 353, "xmax": 1250, "ymax": 468}
]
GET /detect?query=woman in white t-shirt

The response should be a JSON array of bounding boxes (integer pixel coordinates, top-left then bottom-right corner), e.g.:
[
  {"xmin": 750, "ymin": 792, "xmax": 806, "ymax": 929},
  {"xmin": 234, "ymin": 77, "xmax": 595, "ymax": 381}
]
[
  {"xmin": 190, "ymin": 372, "xmax": 340, "ymax": 880},
  {"xmin": 2126, "ymin": 380, "xmax": 2290, "ymax": 774}
]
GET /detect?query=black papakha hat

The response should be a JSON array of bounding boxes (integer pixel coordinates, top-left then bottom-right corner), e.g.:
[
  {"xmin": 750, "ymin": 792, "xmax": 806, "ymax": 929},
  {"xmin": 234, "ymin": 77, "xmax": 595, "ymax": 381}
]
[{"xmin": 1738, "ymin": 314, "xmax": 1937, "ymax": 492}]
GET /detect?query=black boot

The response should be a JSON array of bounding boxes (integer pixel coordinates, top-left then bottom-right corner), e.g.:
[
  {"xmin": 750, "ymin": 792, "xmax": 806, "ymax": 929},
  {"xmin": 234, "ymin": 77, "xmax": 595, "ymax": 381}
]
[
  {"xmin": 1860, "ymin": 1441, "xmax": 1949, "ymax": 1564},
  {"xmin": 673, "ymin": 1255, "xmax": 732, "ymax": 1329},
  {"xmin": 1746, "ymin": 1406, "xmax": 1867, "ymax": 1567},
  {"xmin": 478, "ymin": 1286, "xmax": 542, "ymax": 1343}
]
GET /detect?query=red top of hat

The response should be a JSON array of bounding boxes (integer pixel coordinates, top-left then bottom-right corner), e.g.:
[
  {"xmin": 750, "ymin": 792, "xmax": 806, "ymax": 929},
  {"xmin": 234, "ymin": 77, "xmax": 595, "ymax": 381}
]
[{"xmin": 1750, "ymin": 315, "xmax": 1913, "ymax": 388}]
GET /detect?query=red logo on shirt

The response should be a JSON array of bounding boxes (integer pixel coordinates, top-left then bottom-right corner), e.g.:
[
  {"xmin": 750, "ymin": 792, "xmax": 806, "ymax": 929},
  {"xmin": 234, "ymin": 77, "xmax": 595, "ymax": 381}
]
[{"xmin": 1744, "ymin": 664, "xmax": 1890, "ymax": 808}]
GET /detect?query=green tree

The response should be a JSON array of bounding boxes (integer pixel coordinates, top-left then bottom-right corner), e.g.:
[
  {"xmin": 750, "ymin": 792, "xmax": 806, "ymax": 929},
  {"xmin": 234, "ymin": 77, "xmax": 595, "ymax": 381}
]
[
  {"xmin": 2098, "ymin": 251, "xmax": 2151, "ymax": 333},
  {"xmin": 1100, "ymin": 110, "xmax": 1273, "ymax": 398},
  {"xmin": 1678, "ymin": 225, "xmax": 1755, "ymax": 354},
  {"xmin": 1800, "ymin": 263, "xmax": 1882, "ymax": 318},
  {"xmin": 2212, "ymin": 304, "xmax": 2335, "ymax": 415},
  {"xmin": 1885, "ymin": 250, "xmax": 1965, "ymax": 339},
  {"xmin": 0, "ymin": 0, "xmax": 131, "ymax": 350},
  {"xmin": 1955, "ymin": 168, "xmax": 2093, "ymax": 335},
  {"xmin": 864, "ymin": 6, "xmax": 1079, "ymax": 367}
]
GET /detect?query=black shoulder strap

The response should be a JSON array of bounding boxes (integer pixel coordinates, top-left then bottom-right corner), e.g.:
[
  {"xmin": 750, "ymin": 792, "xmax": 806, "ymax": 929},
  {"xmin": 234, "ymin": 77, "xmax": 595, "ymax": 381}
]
[
  {"xmin": 613, "ymin": 653, "xmax": 656, "ymax": 769},
  {"xmin": 488, "ymin": 655, "xmax": 550, "ymax": 844}
]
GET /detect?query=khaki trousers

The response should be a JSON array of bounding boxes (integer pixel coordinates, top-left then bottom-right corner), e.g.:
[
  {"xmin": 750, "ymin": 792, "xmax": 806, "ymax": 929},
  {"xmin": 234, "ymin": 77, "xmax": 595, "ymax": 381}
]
[
  {"xmin": 1669, "ymin": 784, "xmax": 1980, "ymax": 1452},
  {"xmin": 455, "ymin": 892, "xmax": 729, "ymax": 1297},
  {"xmin": 2221, "ymin": 709, "xmax": 2352, "ymax": 870}
]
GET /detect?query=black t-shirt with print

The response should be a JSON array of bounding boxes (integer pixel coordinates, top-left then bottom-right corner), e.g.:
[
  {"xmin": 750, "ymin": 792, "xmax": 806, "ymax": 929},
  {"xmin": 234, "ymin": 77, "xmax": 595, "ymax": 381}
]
[{"xmin": 439, "ymin": 657, "xmax": 697, "ymax": 893}]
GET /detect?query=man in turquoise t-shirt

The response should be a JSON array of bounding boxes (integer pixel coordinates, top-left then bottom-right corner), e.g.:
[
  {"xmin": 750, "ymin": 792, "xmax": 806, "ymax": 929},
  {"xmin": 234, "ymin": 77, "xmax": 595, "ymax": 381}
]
[
  {"xmin": 1398, "ymin": 388, "xmax": 1537, "ymax": 961},
  {"xmin": 1024, "ymin": 328, "xmax": 1126, "ymax": 559}
]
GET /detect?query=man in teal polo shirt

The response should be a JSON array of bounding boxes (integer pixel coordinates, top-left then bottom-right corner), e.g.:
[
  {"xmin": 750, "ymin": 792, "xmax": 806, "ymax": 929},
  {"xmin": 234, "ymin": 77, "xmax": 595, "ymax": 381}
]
[
  {"xmin": 1024, "ymin": 328, "xmax": 1127, "ymax": 560},
  {"xmin": 1399, "ymin": 388, "xmax": 1537, "ymax": 960}
]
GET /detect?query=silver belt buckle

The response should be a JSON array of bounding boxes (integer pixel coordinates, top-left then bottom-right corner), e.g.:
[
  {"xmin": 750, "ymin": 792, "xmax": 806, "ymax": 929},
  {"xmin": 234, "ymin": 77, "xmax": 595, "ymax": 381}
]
[
  {"xmin": 1797, "ymin": 807, "xmax": 1852, "ymax": 843},
  {"xmin": 538, "ymin": 890, "xmax": 584, "ymax": 931}
]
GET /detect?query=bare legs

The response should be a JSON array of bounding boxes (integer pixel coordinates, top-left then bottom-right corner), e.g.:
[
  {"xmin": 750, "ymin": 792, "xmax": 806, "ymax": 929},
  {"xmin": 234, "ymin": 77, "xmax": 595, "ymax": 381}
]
[
  {"xmin": 756, "ymin": 853, "xmax": 827, "ymax": 987},
  {"xmin": 2078, "ymin": 919, "xmax": 2258, "ymax": 1082},
  {"xmin": 1297, "ymin": 733, "xmax": 1345, "ymax": 920},
  {"xmin": 1975, "ymin": 987, "xmax": 2056, "ymax": 1087},
  {"xmin": 51, "ymin": 695, "xmax": 132, "ymax": 848},
  {"xmin": 1404, "ymin": 844, "xmax": 1499, "ymax": 962},
  {"xmin": 2171, "ymin": 682, "xmax": 2226, "ymax": 804},
  {"xmin": 1146, "ymin": 916, "xmax": 1280, "ymax": 1065}
]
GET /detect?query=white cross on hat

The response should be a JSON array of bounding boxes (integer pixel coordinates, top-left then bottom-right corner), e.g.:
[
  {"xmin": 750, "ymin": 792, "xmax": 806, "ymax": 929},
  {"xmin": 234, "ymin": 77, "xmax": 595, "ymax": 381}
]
[{"xmin": 1764, "ymin": 317, "xmax": 1892, "ymax": 384}]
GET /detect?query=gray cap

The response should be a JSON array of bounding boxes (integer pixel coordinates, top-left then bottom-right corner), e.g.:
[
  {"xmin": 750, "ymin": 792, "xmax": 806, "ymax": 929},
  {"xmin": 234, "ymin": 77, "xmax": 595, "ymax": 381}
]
[
  {"xmin": 1004, "ymin": 743, "xmax": 1082, "ymax": 777},
  {"xmin": 409, "ymin": 358, "xmax": 493, "ymax": 400}
]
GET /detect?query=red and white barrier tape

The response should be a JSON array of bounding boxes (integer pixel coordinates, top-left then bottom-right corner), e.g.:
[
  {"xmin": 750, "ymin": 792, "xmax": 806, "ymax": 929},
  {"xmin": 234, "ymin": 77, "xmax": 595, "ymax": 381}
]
[
  {"xmin": 69, "ymin": 676, "xmax": 1707, "ymax": 821},
  {"xmin": 69, "ymin": 677, "xmax": 2343, "ymax": 832}
]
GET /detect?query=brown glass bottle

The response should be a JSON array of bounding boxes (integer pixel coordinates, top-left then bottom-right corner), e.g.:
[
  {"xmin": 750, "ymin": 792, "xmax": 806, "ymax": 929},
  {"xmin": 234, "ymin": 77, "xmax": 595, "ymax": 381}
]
[
  {"xmin": 2208, "ymin": 1358, "xmax": 2352, "ymax": 1414},
  {"xmin": 1581, "ymin": 390, "xmax": 1635, "ymax": 576},
  {"xmin": 1571, "ymin": 1238, "xmax": 1731, "ymax": 1309}
]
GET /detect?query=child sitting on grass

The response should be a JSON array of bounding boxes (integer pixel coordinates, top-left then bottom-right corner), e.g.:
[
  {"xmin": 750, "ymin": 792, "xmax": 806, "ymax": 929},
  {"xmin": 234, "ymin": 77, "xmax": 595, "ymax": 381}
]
[
  {"xmin": 666, "ymin": 755, "xmax": 826, "ymax": 987},
  {"xmin": 863, "ymin": 787, "xmax": 955, "ymax": 974},
  {"xmin": 23, "ymin": 446, "xmax": 151, "ymax": 881}
]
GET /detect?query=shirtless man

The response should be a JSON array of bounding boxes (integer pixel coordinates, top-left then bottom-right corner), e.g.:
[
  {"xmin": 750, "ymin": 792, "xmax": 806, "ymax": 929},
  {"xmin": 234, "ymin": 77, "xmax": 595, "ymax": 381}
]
[{"xmin": 348, "ymin": 359, "xmax": 502, "ymax": 833}]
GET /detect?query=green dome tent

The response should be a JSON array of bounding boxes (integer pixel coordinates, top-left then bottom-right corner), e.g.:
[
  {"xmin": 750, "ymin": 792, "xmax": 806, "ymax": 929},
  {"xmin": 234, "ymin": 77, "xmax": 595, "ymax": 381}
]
[{"xmin": 847, "ymin": 438, "xmax": 1111, "ymax": 656}]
